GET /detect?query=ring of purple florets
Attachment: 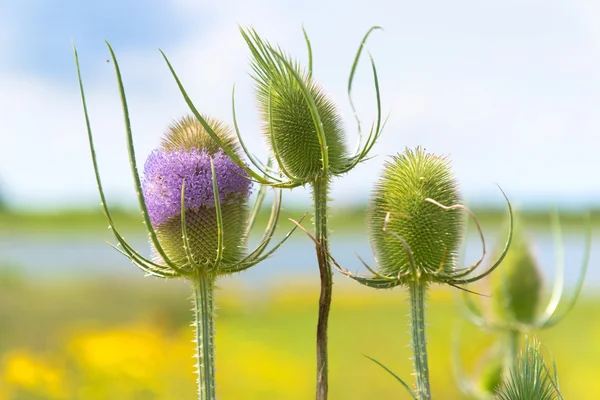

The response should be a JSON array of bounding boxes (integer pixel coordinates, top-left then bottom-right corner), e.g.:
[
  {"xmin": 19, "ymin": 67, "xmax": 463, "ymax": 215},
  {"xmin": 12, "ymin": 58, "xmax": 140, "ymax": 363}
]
[{"xmin": 142, "ymin": 148, "xmax": 252, "ymax": 227}]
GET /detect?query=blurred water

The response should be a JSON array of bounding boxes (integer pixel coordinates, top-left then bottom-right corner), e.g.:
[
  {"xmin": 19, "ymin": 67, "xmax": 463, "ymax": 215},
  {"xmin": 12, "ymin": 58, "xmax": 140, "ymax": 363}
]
[{"xmin": 0, "ymin": 229, "xmax": 596, "ymax": 291}]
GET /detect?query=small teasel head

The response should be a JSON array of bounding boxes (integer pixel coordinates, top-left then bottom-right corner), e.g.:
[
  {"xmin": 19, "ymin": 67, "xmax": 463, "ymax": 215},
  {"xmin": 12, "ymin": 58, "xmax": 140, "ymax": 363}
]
[
  {"xmin": 489, "ymin": 218, "xmax": 543, "ymax": 325},
  {"xmin": 142, "ymin": 115, "xmax": 252, "ymax": 272},
  {"xmin": 241, "ymin": 28, "xmax": 349, "ymax": 182},
  {"xmin": 495, "ymin": 337, "xmax": 561, "ymax": 400},
  {"xmin": 368, "ymin": 146, "xmax": 465, "ymax": 280}
]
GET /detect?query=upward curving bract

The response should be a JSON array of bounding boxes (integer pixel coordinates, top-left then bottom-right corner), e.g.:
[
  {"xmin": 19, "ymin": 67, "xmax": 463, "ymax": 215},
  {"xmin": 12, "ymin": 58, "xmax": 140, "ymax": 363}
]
[{"xmin": 241, "ymin": 28, "xmax": 349, "ymax": 181}]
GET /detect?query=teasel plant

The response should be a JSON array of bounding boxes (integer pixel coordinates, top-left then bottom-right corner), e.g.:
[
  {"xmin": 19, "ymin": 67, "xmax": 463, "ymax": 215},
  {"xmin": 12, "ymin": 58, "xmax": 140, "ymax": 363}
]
[
  {"xmin": 495, "ymin": 336, "xmax": 563, "ymax": 400},
  {"xmin": 298, "ymin": 147, "xmax": 513, "ymax": 400},
  {"xmin": 74, "ymin": 44, "xmax": 303, "ymax": 400},
  {"xmin": 160, "ymin": 26, "xmax": 384, "ymax": 400},
  {"xmin": 453, "ymin": 213, "xmax": 590, "ymax": 399}
]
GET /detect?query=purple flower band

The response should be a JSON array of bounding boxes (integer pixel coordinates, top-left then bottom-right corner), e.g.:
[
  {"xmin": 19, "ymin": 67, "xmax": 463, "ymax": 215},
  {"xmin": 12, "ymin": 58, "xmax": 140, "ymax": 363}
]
[{"xmin": 142, "ymin": 148, "xmax": 251, "ymax": 227}]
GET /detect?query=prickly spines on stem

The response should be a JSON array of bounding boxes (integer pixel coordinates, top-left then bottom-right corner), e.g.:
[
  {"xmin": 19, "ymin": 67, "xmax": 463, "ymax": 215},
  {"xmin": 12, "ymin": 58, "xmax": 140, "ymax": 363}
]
[
  {"xmin": 192, "ymin": 273, "xmax": 217, "ymax": 400},
  {"xmin": 409, "ymin": 280, "xmax": 431, "ymax": 399},
  {"xmin": 368, "ymin": 147, "xmax": 464, "ymax": 278}
]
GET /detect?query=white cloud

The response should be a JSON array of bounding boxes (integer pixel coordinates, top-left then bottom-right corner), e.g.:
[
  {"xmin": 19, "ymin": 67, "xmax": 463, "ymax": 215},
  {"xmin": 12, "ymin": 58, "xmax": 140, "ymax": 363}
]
[{"xmin": 1, "ymin": 0, "xmax": 600, "ymax": 209}]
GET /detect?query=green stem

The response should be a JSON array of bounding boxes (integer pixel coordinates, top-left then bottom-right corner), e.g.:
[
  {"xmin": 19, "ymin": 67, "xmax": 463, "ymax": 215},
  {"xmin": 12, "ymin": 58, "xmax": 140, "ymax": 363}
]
[
  {"xmin": 192, "ymin": 271, "xmax": 216, "ymax": 400},
  {"xmin": 503, "ymin": 329, "xmax": 521, "ymax": 377},
  {"xmin": 312, "ymin": 177, "xmax": 332, "ymax": 400},
  {"xmin": 409, "ymin": 279, "xmax": 431, "ymax": 400}
]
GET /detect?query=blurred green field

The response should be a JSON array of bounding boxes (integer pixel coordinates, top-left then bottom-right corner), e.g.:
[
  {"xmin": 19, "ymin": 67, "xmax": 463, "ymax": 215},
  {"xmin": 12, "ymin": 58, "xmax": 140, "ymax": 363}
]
[
  {"xmin": 1, "ymin": 276, "xmax": 598, "ymax": 399},
  {"xmin": 1, "ymin": 206, "xmax": 597, "ymax": 235}
]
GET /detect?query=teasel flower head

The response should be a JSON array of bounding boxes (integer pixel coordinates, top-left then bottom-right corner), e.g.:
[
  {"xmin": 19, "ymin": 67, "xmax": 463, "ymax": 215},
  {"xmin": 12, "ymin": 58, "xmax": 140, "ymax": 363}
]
[
  {"xmin": 494, "ymin": 337, "xmax": 562, "ymax": 400},
  {"xmin": 489, "ymin": 219, "xmax": 543, "ymax": 325},
  {"xmin": 459, "ymin": 212, "xmax": 590, "ymax": 332},
  {"xmin": 161, "ymin": 26, "xmax": 384, "ymax": 189},
  {"xmin": 75, "ymin": 47, "xmax": 302, "ymax": 281},
  {"xmin": 142, "ymin": 116, "xmax": 252, "ymax": 272},
  {"xmin": 333, "ymin": 147, "xmax": 513, "ymax": 289},
  {"xmin": 453, "ymin": 212, "xmax": 590, "ymax": 399}
]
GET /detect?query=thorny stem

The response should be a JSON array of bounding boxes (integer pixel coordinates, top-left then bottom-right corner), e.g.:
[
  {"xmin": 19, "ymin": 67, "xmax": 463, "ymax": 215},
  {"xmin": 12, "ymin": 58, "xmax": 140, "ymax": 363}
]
[
  {"xmin": 409, "ymin": 279, "xmax": 431, "ymax": 400},
  {"xmin": 192, "ymin": 271, "xmax": 216, "ymax": 400},
  {"xmin": 313, "ymin": 176, "xmax": 332, "ymax": 400}
]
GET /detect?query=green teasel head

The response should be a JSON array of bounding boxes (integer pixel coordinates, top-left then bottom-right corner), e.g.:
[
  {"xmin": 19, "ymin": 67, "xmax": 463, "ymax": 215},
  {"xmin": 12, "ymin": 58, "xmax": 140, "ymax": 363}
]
[
  {"xmin": 459, "ymin": 211, "xmax": 590, "ymax": 332},
  {"xmin": 332, "ymin": 146, "xmax": 513, "ymax": 289},
  {"xmin": 495, "ymin": 337, "xmax": 562, "ymax": 400},
  {"xmin": 490, "ymin": 218, "xmax": 543, "ymax": 325},
  {"xmin": 241, "ymin": 28, "xmax": 348, "ymax": 181},
  {"xmin": 75, "ymin": 43, "xmax": 302, "ymax": 281},
  {"xmin": 160, "ymin": 26, "xmax": 384, "ymax": 189},
  {"xmin": 369, "ymin": 147, "xmax": 464, "ymax": 279}
]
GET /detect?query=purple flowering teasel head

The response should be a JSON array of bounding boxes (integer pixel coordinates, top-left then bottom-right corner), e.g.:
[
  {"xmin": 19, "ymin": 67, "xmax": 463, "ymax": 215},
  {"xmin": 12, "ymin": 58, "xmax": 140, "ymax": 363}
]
[{"xmin": 142, "ymin": 115, "xmax": 253, "ymax": 271}]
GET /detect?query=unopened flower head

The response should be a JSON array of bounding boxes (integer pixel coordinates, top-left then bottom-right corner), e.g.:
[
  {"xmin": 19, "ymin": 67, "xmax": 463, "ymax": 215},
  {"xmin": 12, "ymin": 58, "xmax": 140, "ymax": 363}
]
[
  {"xmin": 142, "ymin": 115, "xmax": 252, "ymax": 271},
  {"xmin": 490, "ymin": 219, "xmax": 543, "ymax": 325},
  {"xmin": 368, "ymin": 147, "xmax": 464, "ymax": 279},
  {"xmin": 242, "ymin": 28, "xmax": 349, "ymax": 181}
]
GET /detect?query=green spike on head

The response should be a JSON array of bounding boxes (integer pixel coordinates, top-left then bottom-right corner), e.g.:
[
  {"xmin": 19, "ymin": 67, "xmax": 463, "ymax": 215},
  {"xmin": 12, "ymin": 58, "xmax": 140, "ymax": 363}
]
[
  {"xmin": 368, "ymin": 146, "xmax": 465, "ymax": 278},
  {"xmin": 241, "ymin": 28, "xmax": 349, "ymax": 181}
]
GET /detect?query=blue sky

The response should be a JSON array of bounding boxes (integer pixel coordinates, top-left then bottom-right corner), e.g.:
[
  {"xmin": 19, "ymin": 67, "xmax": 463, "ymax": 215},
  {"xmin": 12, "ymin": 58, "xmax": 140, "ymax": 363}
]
[{"xmin": 1, "ymin": 0, "xmax": 599, "ymax": 209}]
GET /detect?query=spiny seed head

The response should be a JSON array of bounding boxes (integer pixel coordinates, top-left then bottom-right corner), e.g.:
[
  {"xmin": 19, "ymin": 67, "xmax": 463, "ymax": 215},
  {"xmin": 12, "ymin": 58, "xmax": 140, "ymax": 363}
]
[
  {"xmin": 243, "ymin": 28, "xmax": 349, "ymax": 181},
  {"xmin": 490, "ymin": 218, "xmax": 543, "ymax": 325},
  {"xmin": 142, "ymin": 115, "xmax": 251, "ymax": 272},
  {"xmin": 368, "ymin": 147, "xmax": 464, "ymax": 279}
]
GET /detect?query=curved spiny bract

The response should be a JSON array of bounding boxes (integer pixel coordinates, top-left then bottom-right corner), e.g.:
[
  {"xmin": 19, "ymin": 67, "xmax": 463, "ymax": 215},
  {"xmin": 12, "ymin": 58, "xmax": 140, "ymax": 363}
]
[
  {"xmin": 369, "ymin": 147, "xmax": 464, "ymax": 279},
  {"xmin": 242, "ymin": 27, "xmax": 349, "ymax": 181}
]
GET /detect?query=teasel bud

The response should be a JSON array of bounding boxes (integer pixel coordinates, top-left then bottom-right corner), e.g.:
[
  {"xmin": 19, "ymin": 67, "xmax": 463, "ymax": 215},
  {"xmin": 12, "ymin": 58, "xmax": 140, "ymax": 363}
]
[
  {"xmin": 494, "ymin": 337, "xmax": 562, "ymax": 400},
  {"xmin": 75, "ymin": 44, "xmax": 302, "ymax": 400},
  {"xmin": 161, "ymin": 26, "xmax": 384, "ymax": 190},
  {"xmin": 369, "ymin": 147, "xmax": 465, "ymax": 279},
  {"xmin": 330, "ymin": 147, "xmax": 513, "ymax": 399},
  {"xmin": 459, "ymin": 211, "xmax": 590, "ymax": 332},
  {"xmin": 454, "ymin": 212, "xmax": 590, "ymax": 399},
  {"xmin": 489, "ymin": 219, "xmax": 543, "ymax": 325}
]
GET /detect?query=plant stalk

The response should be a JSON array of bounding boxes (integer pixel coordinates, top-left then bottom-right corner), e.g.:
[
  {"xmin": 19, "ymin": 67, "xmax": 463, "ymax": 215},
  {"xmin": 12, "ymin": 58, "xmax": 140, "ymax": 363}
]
[
  {"xmin": 192, "ymin": 271, "xmax": 216, "ymax": 400},
  {"xmin": 313, "ymin": 177, "xmax": 332, "ymax": 400},
  {"xmin": 503, "ymin": 328, "xmax": 521, "ymax": 377},
  {"xmin": 409, "ymin": 279, "xmax": 431, "ymax": 400}
]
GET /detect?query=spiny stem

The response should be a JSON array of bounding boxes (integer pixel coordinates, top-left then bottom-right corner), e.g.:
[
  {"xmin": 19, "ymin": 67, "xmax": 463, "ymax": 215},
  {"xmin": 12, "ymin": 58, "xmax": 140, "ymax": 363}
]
[
  {"xmin": 312, "ymin": 177, "xmax": 332, "ymax": 400},
  {"xmin": 192, "ymin": 271, "xmax": 216, "ymax": 400},
  {"xmin": 409, "ymin": 279, "xmax": 431, "ymax": 400}
]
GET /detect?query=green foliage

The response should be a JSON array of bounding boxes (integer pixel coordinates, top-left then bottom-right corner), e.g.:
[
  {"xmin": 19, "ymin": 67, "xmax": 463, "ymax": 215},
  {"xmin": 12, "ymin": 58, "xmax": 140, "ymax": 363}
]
[
  {"xmin": 368, "ymin": 147, "xmax": 464, "ymax": 278},
  {"xmin": 495, "ymin": 338, "xmax": 562, "ymax": 400}
]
